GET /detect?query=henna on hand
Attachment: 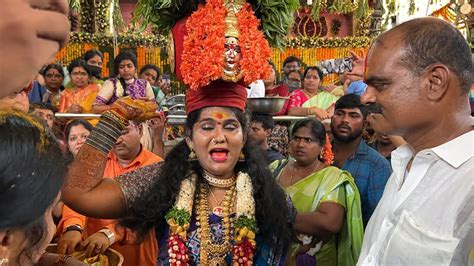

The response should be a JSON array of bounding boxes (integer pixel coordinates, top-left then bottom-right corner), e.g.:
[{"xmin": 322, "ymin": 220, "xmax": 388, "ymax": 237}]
[{"xmin": 65, "ymin": 144, "xmax": 107, "ymax": 190}]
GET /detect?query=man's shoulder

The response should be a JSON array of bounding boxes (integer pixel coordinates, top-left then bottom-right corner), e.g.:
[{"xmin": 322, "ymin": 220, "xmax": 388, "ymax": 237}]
[
  {"xmin": 138, "ymin": 148, "xmax": 163, "ymax": 167},
  {"xmin": 359, "ymin": 141, "xmax": 390, "ymax": 165},
  {"xmin": 265, "ymin": 148, "xmax": 285, "ymax": 161}
]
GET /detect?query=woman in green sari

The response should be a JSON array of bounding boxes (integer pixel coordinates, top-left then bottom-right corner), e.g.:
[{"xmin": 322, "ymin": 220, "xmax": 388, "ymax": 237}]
[{"xmin": 270, "ymin": 118, "xmax": 363, "ymax": 266}]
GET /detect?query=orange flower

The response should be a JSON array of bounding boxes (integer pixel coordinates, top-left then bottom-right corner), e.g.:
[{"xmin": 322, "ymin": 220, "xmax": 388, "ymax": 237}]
[
  {"xmin": 237, "ymin": 3, "xmax": 272, "ymax": 85},
  {"xmin": 181, "ymin": 0, "xmax": 226, "ymax": 90},
  {"xmin": 181, "ymin": 0, "xmax": 272, "ymax": 90}
]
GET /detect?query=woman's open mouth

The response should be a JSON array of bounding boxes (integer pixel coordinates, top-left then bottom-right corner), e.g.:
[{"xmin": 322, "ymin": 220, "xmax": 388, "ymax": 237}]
[{"xmin": 209, "ymin": 148, "xmax": 229, "ymax": 162}]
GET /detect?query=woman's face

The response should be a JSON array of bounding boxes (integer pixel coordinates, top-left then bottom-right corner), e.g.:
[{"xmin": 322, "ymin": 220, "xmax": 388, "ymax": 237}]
[
  {"xmin": 44, "ymin": 68, "xmax": 64, "ymax": 90},
  {"xmin": 68, "ymin": 124, "xmax": 90, "ymax": 156},
  {"xmin": 287, "ymin": 71, "xmax": 302, "ymax": 90},
  {"xmin": 70, "ymin": 66, "xmax": 90, "ymax": 89},
  {"xmin": 86, "ymin": 55, "xmax": 103, "ymax": 68},
  {"xmin": 4, "ymin": 194, "xmax": 59, "ymax": 265},
  {"xmin": 290, "ymin": 125, "xmax": 322, "ymax": 165},
  {"xmin": 31, "ymin": 195, "xmax": 58, "ymax": 263},
  {"xmin": 190, "ymin": 107, "xmax": 245, "ymax": 177},
  {"xmin": 118, "ymin": 59, "xmax": 136, "ymax": 80},
  {"xmin": 139, "ymin": 68, "xmax": 158, "ymax": 86},
  {"xmin": 303, "ymin": 69, "xmax": 321, "ymax": 92},
  {"xmin": 263, "ymin": 67, "xmax": 276, "ymax": 88}
]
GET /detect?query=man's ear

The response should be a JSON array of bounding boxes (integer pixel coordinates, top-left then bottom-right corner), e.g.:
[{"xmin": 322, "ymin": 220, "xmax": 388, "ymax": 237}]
[
  {"xmin": 264, "ymin": 128, "xmax": 272, "ymax": 138},
  {"xmin": 138, "ymin": 123, "xmax": 143, "ymax": 137},
  {"xmin": 0, "ymin": 230, "xmax": 13, "ymax": 260},
  {"xmin": 425, "ymin": 64, "xmax": 450, "ymax": 102}
]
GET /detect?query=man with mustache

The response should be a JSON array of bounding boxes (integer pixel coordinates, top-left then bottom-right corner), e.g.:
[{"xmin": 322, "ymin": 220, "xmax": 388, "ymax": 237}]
[
  {"xmin": 358, "ymin": 17, "xmax": 473, "ymax": 265},
  {"xmin": 330, "ymin": 93, "xmax": 391, "ymax": 227}
]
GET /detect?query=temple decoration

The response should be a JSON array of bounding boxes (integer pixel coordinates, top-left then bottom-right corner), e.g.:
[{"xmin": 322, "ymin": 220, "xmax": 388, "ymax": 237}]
[
  {"xmin": 179, "ymin": 0, "xmax": 272, "ymax": 90},
  {"xmin": 132, "ymin": 0, "xmax": 299, "ymax": 49}
]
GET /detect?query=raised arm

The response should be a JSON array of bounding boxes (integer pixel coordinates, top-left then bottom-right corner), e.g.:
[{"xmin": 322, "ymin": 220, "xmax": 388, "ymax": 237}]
[{"xmin": 62, "ymin": 97, "xmax": 160, "ymax": 219}]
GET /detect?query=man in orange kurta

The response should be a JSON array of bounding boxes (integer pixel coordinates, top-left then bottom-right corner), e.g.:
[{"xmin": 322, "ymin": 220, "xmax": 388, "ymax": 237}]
[{"xmin": 57, "ymin": 121, "xmax": 162, "ymax": 266}]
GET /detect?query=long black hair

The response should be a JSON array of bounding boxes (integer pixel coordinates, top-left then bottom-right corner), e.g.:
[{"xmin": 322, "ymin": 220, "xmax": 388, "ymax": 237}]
[
  {"xmin": 121, "ymin": 107, "xmax": 292, "ymax": 249},
  {"xmin": 0, "ymin": 111, "xmax": 66, "ymax": 262}
]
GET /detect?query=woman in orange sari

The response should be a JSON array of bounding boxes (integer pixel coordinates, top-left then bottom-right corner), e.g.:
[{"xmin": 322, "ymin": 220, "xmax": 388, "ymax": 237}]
[{"xmin": 58, "ymin": 59, "xmax": 100, "ymax": 113}]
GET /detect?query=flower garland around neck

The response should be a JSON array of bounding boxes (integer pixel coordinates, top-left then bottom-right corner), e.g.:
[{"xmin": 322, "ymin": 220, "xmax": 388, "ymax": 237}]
[{"xmin": 165, "ymin": 172, "xmax": 257, "ymax": 265}]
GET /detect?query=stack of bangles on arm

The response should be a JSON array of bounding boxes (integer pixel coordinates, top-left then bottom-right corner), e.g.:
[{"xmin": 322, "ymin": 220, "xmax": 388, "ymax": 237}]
[
  {"xmin": 85, "ymin": 110, "xmax": 128, "ymax": 154},
  {"xmin": 37, "ymin": 252, "xmax": 72, "ymax": 266}
]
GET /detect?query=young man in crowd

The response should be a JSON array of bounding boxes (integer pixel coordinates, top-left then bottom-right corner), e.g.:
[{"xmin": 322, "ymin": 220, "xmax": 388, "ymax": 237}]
[
  {"xmin": 359, "ymin": 17, "xmax": 473, "ymax": 264},
  {"xmin": 30, "ymin": 102, "xmax": 56, "ymax": 129},
  {"xmin": 330, "ymin": 93, "xmax": 391, "ymax": 226},
  {"xmin": 249, "ymin": 114, "xmax": 285, "ymax": 165},
  {"xmin": 369, "ymin": 133, "xmax": 397, "ymax": 162},
  {"xmin": 281, "ymin": 56, "xmax": 302, "ymax": 91}
]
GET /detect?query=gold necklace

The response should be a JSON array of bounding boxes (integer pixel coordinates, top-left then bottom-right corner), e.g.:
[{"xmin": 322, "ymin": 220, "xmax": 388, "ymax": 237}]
[
  {"xmin": 290, "ymin": 160, "xmax": 321, "ymax": 184},
  {"xmin": 207, "ymin": 183, "xmax": 226, "ymax": 217},
  {"xmin": 197, "ymin": 182, "xmax": 236, "ymax": 265},
  {"xmin": 203, "ymin": 170, "xmax": 236, "ymax": 188}
]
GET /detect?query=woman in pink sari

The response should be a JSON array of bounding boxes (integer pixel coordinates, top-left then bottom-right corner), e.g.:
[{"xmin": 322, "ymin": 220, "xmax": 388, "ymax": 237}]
[{"xmin": 287, "ymin": 66, "xmax": 339, "ymax": 120}]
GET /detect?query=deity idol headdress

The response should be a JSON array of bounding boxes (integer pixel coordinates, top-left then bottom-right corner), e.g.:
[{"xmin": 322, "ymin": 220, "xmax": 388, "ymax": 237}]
[{"xmin": 134, "ymin": 0, "xmax": 299, "ymax": 113}]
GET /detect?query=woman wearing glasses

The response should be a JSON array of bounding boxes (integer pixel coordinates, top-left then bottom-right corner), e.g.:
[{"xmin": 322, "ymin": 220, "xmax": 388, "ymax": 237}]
[
  {"xmin": 58, "ymin": 59, "xmax": 100, "ymax": 113},
  {"xmin": 270, "ymin": 118, "xmax": 363, "ymax": 266}
]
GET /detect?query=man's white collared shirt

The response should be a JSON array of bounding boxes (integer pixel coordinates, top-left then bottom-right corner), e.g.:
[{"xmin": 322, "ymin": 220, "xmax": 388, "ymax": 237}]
[{"xmin": 358, "ymin": 130, "xmax": 474, "ymax": 265}]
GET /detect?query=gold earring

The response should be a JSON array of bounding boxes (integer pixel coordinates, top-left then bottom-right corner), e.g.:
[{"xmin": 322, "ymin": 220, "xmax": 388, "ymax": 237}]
[
  {"xmin": 0, "ymin": 258, "xmax": 9, "ymax": 266},
  {"xmin": 238, "ymin": 151, "xmax": 245, "ymax": 162},
  {"xmin": 189, "ymin": 149, "xmax": 197, "ymax": 161}
]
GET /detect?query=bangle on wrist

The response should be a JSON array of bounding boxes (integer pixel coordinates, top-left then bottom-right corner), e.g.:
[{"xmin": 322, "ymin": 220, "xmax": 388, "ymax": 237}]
[
  {"xmin": 98, "ymin": 228, "xmax": 116, "ymax": 245},
  {"xmin": 56, "ymin": 254, "xmax": 72, "ymax": 266},
  {"xmin": 64, "ymin": 225, "xmax": 83, "ymax": 234}
]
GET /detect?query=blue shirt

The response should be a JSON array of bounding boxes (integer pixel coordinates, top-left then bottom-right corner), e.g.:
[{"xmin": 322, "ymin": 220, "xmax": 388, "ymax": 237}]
[
  {"xmin": 346, "ymin": 80, "xmax": 367, "ymax": 96},
  {"xmin": 28, "ymin": 81, "xmax": 47, "ymax": 104},
  {"xmin": 340, "ymin": 140, "xmax": 392, "ymax": 226}
]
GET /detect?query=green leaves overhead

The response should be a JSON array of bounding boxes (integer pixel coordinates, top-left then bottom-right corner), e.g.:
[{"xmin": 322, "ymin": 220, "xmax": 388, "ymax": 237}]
[{"xmin": 132, "ymin": 0, "xmax": 299, "ymax": 49}]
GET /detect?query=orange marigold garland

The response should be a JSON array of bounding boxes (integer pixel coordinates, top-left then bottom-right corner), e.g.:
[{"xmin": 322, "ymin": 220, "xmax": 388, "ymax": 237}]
[
  {"xmin": 181, "ymin": 0, "xmax": 226, "ymax": 90},
  {"xmin": 181, "ymin": 0, "xmax": 272, "ymax": 90},
  {"xmin": 237, "ymin": 2, "xmax": 272, "ymax": 85},
  {"xmin": 322, "ymin": 134, "xmax": 334, "ymax": 165}
]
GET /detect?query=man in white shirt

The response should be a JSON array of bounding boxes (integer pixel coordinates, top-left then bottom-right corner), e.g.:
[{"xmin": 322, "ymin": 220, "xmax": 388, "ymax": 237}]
[
  {"xmin": 359, "ymin": 17, "xmax": 473, "ymax": 265},
  {"xmin": 247, "ymin": 80, "xmax": 265, "ymax": 98}
]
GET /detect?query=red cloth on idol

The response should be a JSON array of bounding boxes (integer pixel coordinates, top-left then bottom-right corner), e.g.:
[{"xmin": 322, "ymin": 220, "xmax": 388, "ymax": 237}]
[
  {"xmin": 185, "ymin": 80, "xmax": 247, "ymax": 113},
  {"xmin": 171, "ymin": 17, "xmax": 188, "ymax": 82}
]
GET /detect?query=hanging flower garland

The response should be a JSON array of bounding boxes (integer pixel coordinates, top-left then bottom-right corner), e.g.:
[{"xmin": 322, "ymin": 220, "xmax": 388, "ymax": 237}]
[
  {"xmin": 96, "ymin": 0, "xmax": 110, "ymax": 33},
  {"xmin": 232, "ymin": 172, "xmax": 257, "ymax": 265},
  {"xmin": 237, "ymin": 2, "xmax": 272, "ymax": 86},
  {"xmin": 180, "ymin": 0, "xmax": 226, "ymax": 90},
  {"xmin": 80, "ymin": 0, "xmax": 94, "ymax": 33},
  {"xmin": 165, "ymin": 175, "xmax": 196, "ymax": 265},
  {"xmin": 165, "ymin": 172, "xmax": 257, "ymax": 265},
  {"xmin": 68, "ymin": 32, "xmax": 167, "ymax": 47},
  {"xmin": 287, "ymin": 36, "xmax": 372, "ymax": 48}
]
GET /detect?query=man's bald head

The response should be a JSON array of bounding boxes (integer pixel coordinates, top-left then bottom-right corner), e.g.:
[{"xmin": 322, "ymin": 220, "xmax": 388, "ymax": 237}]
[{"xmin": 374, "ymin": 17, "xmax": 473, "ymax": 93}]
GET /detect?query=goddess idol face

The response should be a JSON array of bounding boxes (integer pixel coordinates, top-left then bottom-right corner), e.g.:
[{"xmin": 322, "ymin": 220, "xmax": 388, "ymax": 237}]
[{"xmin": 222, "ymin": 36, "xmax": 242, "ymax": 81}]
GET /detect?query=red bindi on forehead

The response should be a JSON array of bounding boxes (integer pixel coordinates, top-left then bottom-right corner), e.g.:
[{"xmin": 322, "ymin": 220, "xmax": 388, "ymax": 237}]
[{"xmin": 211, "ymin": 111, "xmax": 230, "ymax": 120}]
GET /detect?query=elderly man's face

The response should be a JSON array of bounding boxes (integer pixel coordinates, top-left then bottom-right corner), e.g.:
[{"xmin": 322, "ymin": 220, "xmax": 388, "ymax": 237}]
[{"xmin": 362, "ymin": 32, "xmax": 431, "ymax": 137}]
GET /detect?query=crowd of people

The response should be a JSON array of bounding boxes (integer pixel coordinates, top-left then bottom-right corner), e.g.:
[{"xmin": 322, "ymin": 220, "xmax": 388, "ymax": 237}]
[{"xmin": 0, "ymin": 1, "xmax": 472, "ymax": 266}]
